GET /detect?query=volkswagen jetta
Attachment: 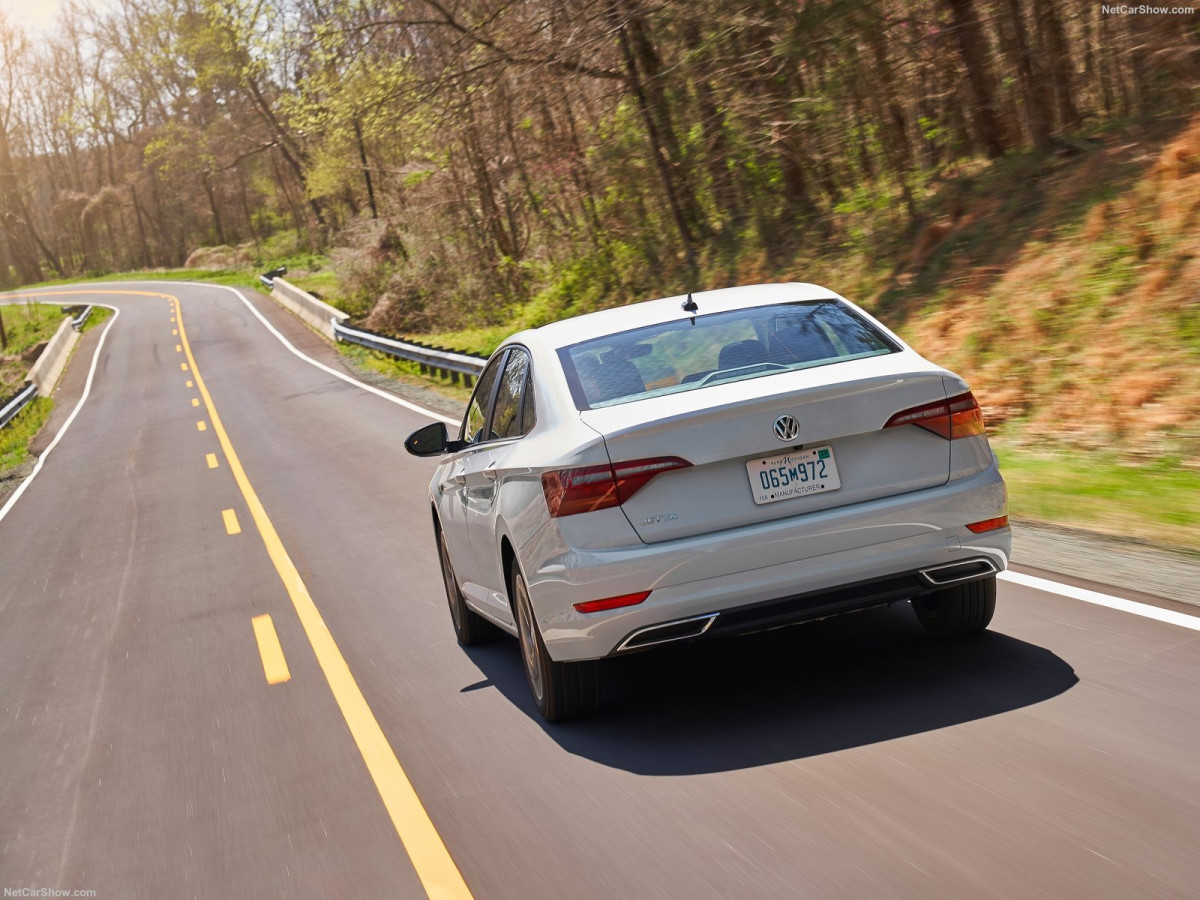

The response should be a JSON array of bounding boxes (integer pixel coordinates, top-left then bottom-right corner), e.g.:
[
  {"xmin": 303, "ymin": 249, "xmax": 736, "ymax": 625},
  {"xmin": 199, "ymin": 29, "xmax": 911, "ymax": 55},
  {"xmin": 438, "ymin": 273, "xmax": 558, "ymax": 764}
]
[{"xmin": 405, "ymin": 284, "xmax": 1010, "ymax": 721}]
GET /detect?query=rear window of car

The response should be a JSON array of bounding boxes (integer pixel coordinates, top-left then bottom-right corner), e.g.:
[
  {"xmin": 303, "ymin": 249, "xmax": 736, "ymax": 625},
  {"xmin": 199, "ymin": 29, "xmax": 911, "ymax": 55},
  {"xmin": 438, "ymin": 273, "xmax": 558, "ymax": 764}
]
[{"xmin": 558, "ymin": 300, "xmax": 900, "ymax": 410}]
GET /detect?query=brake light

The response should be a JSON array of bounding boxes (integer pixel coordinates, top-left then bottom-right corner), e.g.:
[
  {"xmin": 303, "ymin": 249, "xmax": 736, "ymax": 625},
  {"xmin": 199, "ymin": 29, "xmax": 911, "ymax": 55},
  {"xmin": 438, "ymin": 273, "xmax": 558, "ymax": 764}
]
[
  {"xmin": 884, "ymin": 391, "xmax": 985, "ymax": 440},
  {"xmin": 542, "ymin": 457, "xmax": 691, "ymax": 517},
  {"xmin": 967, "ymin": 515, "xmax": 1009, "ymax": 533},
  {"xmin": 573, "ymin": 590, "xmax": 652, "ymax": 613}
]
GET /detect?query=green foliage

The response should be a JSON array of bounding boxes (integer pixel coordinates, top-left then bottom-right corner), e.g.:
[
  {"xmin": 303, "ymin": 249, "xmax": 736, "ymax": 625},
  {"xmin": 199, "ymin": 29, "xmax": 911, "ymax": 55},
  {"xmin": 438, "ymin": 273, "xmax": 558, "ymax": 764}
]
[
  {"xmin": 1, "ymin": 305, "xmax": 70, "ymax": 396},
  {"xmin": 0, "ymin": 397, "xmax": 52, "ymax": 474},
  {"xmin": 994, "ymin": 440, "xmax": 1200, "ymax": 551}
]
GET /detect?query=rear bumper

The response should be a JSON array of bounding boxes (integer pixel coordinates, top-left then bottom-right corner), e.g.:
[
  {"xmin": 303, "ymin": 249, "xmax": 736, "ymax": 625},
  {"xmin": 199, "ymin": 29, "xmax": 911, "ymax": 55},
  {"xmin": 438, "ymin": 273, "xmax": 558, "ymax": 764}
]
[{"xmin": 525, "ymin": 464, "xmax": 1010, "ymax": 661}]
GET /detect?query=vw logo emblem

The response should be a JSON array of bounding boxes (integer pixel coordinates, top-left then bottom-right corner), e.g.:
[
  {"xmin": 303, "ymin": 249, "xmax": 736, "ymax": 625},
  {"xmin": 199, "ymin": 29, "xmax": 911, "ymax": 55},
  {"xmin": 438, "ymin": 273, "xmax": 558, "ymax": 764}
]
[{"xmin": 773, "ymin": 414, "xmax": 800, "ymax": 442}]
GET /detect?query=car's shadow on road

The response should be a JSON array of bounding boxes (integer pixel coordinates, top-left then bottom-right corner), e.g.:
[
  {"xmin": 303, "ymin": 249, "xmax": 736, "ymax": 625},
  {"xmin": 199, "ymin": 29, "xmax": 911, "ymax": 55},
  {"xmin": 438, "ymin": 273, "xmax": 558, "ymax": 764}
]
[{"xmin": 463, "ymin": 603, "xmax": 1077, "ymax": 775}]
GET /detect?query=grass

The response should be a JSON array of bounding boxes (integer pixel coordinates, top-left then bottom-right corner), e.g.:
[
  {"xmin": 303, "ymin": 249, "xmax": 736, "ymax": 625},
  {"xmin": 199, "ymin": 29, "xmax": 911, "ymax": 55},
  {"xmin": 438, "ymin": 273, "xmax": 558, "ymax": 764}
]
[
  {"xmin": 0, "ymin": 396, "xmax": 51, "ymax": 473},
  {"xmin": 994, "ymin": 439, "xmax": 1200, "ymax": 552}
]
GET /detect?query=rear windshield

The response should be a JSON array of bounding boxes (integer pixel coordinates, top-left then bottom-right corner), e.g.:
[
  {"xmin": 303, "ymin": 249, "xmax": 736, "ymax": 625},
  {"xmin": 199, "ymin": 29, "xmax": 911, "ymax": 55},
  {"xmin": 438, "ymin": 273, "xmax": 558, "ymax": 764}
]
[{"xmin": 558, "ymin": 300, "xmax": 900, "ymax": 410}]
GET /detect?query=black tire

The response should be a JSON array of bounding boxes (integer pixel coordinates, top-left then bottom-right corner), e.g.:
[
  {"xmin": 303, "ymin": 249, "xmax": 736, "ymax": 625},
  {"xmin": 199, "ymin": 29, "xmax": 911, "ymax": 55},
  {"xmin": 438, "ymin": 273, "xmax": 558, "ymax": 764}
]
[
  {"xmin": 912, "ymin": 575, "xmax": 997, "ymax": 638},
  {"xmin": 437, "ymin": 527, "xmax": 501, "ymax": 646},
  {"xmin": 511, "ymin": 567, "xmax": 600, "ymax": 722}
]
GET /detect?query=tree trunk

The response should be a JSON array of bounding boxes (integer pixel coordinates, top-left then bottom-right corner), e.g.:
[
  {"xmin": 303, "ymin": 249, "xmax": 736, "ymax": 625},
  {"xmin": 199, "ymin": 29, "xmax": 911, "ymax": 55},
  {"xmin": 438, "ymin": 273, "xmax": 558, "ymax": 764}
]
[
  {"xmin": 202, "ymin": 172, "xmax": 227, "ymax": 246},
  {"xmin": 1001, "ymin": 0, "xmax": 1053, "ymax": 151},
  {"xmin": 1034, "ymin": 0, "xmax": 1080, "ymax": 132},
  {"xmin": 944, "ymin": 0, "xmax": 1008, "ymax": 157},
  {"xmin": 353, "ymin": 118, "xmax": 378, "ymax": 219},
  {"xmin": 681, "ymin": 20, "xmax": 741, "ymax": 226},
  {"xmin": 608, "ymin": 0, "xmax": 699, "ymax": 274}
]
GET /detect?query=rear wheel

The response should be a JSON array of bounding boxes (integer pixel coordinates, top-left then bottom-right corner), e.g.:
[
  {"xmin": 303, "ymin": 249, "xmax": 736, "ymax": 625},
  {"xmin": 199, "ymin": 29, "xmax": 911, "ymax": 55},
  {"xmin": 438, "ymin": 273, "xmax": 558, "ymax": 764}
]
[
  {"xmin": 912, "ymin": 575, "xmax": 997, "ymax": 638},
  {"xmin": 437, "ymin": 527, "xmax": 500, "ymax": 646},
  {"xmin": 512, "ymin": 568, "xmax": 600, "ymax": 722}
]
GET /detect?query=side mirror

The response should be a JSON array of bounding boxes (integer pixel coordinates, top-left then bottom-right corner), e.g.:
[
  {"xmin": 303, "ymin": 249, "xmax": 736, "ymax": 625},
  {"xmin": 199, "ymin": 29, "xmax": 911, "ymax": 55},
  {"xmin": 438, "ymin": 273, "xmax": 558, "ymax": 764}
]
[{"xmin": 405, "ymin": 421, "xmax": 461, "ymax": 456}]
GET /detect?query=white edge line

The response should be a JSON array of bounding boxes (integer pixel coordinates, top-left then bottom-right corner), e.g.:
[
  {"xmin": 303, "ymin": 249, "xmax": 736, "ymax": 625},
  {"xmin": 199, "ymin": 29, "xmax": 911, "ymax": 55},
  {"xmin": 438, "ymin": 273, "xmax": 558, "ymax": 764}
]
[
  {"xmin": 151, "ymin": 280, "xmax": 460, "ymax": 427},
  {"xmin": 0, "ymin": 303, "xmax": 120, "ymax": 526},
  {"xmin": 999, "ymin": 570, "xmax": 1200, "ymax": 632}
]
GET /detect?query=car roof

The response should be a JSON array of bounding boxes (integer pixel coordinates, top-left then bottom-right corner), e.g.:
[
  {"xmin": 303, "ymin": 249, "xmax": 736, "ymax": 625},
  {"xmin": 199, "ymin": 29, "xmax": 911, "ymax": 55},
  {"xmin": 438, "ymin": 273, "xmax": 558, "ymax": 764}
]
[{"xmin": 509, "ymin": 283, "xmax": 841, "ymax": 354}]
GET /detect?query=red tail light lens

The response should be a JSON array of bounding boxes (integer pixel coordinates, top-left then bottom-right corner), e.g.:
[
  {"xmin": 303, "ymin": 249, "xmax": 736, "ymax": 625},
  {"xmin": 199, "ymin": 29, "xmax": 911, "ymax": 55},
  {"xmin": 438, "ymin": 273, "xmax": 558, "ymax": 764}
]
[
  {"xmin": 573, "ymin": 590, "xmax": 652, "ymax": 614},
  {"xmin": 542, "ymin": 457, "xmax": 691, "ymax": 517},
  {"xmin": 541, "ymin": 464, "xmax": 619, "ymax": 517},
  {"xmin": 884, "ymin": 391, "xmax": 985, "ymax": 440}
]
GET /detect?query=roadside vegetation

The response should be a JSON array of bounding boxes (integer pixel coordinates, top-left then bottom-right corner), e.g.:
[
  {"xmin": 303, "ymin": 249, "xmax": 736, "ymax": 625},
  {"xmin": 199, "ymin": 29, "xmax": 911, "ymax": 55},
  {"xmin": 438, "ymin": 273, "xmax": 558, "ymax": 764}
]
[
  {"xmin": 0, "ymin": 397, "xmax": 51, "ymax": 475},
  {"xmin": 0, "ymin": 2, "xmax": 1196, "ymax": 547}
]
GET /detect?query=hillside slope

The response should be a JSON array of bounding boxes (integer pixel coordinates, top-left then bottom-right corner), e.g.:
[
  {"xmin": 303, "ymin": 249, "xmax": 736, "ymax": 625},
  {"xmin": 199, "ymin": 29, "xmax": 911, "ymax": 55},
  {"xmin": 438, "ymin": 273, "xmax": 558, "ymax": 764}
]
[{"xmin": 893, "ymin": 117, "xmax": 1199, "ymax": 466}]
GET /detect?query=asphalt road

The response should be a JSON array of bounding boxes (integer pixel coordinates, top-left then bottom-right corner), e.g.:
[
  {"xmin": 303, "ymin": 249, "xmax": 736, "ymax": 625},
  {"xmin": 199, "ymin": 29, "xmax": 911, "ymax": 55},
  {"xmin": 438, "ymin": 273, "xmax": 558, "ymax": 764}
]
[{"xmin": 1, "ymin": 283, "xmax": 1198, "ymax": 899}]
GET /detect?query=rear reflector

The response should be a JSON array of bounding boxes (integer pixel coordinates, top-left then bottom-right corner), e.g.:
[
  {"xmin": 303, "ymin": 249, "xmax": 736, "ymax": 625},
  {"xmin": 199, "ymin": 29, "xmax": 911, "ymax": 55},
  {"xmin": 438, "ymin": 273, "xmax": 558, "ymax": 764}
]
[
  {"xmin": 542, "ymin": 457, "xmax": 691, "ymax": 517},
  {"xmin": 884, "ymin": 391, "xmax": 985, "ymax": 440},
  {"xmin": 966, "ymin": 515, "xmax": 1009, "ymax": 533},
  {"xmin": 573, "ymin": 590, "xmax": 652, "ymax": 614}
]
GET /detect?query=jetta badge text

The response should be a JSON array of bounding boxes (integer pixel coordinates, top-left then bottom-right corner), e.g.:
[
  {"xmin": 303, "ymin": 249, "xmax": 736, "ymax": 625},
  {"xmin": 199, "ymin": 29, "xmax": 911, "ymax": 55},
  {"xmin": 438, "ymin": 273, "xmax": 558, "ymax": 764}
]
[
  {"xmin": 641, "ymin": 512, "xmax": 679, "ymax": 526},
  {"xmin": 773, "ymin": 414, "xmax": 800, "ymax": 442}
]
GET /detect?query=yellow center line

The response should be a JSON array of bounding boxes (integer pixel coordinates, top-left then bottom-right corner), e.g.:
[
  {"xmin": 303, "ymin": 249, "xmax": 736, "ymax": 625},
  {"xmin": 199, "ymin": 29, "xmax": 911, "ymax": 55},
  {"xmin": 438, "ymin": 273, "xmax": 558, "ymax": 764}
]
[
  {"xmin": 176, "ymin": 344, "xmax": 182, "ymax": 352},
  {"xmin": 197, "ymin": 421, "xmax": 207, "ymax": 432},
  {"xmin": 192, "ymin": 398, "xmax": 200, "ymax": 407},
  {"xmin": 186, "ymin": 380, "xmax": 194, "ymax": 388},
  {"xmin": 173, "ymin": 329, "xmax": 178, "ymax": 336},
  {"xmin": 181, "ymin": 362, "xmax": 188, "ymax": 372},
  {"xmin": 206, "ymin": 453, "xmax": 219, "ymax": 469},
  {"xmin": 173, "ymin": 297, "xmax": 473, "ymax": 900},
  {"xmin": 251, "ymin": 614, "xmax": 292, "ymax": 685},
  {"xmin": 222, "ymin": 508, "xmax": 242, "ymax": 535}
]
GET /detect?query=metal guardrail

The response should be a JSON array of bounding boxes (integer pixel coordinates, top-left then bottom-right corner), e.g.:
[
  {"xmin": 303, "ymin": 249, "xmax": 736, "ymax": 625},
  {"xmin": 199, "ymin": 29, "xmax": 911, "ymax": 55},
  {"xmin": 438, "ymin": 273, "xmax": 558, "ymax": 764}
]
[
  {"xmin": 259, "ymin": 266, "xmax": 287, "ymax": 288},
  {"xmin": 258, "ymin": 264, "xmax": 486, "ymax": 385},
  {"xmin": 0, "ymin": 382, "xmax": 38, "ymax": 429},
  {"xmin": 60, "ymin": 304, "xmax": 94, "ymax": 331},
  {"xmin": 331, "ymin": 319, "xmax": 486, "ymax": 386}
]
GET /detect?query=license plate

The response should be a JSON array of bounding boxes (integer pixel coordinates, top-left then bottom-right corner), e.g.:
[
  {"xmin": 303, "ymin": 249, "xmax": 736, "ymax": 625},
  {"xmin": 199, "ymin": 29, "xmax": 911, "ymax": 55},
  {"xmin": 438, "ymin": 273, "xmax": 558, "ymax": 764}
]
[{"xmin": 746, "ymin": 446, "xmax": 840, "ymax": 505}]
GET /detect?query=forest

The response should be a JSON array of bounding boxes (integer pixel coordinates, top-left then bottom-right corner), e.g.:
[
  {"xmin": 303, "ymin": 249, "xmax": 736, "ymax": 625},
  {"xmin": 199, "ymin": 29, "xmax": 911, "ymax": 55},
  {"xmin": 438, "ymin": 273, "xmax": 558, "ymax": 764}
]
[{"xmin": 0, "ymin": 0, "xmax": 1195, "ymax": 333}]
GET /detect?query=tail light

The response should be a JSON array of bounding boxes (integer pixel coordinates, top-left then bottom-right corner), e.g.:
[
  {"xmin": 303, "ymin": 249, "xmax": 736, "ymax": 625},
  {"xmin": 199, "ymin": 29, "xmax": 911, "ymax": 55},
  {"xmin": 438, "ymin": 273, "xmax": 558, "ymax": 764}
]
[
  {"xmin": 542, "ymin": 457, "xmax": 691, "ymax": 517},
  {"xmin": 884, "ymin": 391, "xmax": 985, "ymax": 440}
]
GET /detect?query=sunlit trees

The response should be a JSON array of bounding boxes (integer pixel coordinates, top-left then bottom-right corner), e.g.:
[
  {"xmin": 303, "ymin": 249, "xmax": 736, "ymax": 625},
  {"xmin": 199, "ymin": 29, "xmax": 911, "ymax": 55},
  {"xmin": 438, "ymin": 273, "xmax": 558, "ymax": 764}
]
[{"xmin": 0, "ymin": 0, "xmax": 1195, "ymax": 321}]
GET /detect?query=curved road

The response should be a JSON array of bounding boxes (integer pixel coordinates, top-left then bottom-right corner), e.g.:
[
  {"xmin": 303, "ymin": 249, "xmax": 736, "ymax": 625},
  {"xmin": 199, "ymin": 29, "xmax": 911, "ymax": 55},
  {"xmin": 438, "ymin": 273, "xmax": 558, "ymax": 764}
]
[{"xmin": 1, "ymin": 283, "xmax": 1197, "ymax": 898}]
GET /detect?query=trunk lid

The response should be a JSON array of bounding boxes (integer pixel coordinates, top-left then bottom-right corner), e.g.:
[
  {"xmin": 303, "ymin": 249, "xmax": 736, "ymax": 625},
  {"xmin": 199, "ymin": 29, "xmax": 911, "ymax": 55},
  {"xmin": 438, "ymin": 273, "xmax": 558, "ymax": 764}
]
[{"xmin": 580, "ymin": 354, "xmax": 952, "ymax": 543}]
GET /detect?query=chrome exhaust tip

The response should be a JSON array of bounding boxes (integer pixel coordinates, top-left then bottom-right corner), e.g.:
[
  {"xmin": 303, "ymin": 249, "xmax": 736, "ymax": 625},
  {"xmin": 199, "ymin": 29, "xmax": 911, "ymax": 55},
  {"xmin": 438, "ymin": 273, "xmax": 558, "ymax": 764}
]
[
  {"xmin": 616, "ymin": 613, "xmax": 719, "ymax": 653},
  {"xmin": 919, "ymin": 558, "xmax": 999, "ymax": 587}
]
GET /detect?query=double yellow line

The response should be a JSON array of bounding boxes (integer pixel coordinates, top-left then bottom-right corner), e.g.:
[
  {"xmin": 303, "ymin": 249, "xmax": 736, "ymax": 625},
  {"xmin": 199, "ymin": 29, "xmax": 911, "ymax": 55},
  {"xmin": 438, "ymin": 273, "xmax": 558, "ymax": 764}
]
[{"xmin": 172, "ymin": 295, "xmax": 473, "ymax": 900}]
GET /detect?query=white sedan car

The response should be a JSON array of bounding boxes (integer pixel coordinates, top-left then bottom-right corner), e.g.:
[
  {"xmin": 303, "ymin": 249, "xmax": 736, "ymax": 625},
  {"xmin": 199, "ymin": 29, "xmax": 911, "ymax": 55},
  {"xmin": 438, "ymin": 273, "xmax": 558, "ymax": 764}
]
[{"xmin": 405, "ymin": 284, "xmax": 1010, "ymax": 720}]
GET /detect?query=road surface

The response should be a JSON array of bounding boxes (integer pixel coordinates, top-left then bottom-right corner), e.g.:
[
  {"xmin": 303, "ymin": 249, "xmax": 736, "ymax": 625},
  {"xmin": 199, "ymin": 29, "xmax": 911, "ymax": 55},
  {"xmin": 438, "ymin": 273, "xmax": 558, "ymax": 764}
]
[{"xmin": 1, "ymin": 283, "xmax": 1197, "ymax": 899}]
